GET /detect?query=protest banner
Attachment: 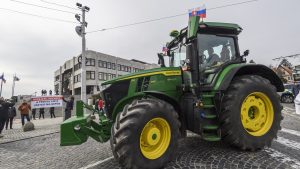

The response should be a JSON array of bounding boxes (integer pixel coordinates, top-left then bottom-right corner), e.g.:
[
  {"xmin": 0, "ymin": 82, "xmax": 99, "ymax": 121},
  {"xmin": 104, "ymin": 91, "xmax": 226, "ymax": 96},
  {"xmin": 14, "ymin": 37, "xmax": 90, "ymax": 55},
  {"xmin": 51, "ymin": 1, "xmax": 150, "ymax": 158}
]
[{"xmin": 31, "ymin": 95, "xmax": 63, "ymax": 109}]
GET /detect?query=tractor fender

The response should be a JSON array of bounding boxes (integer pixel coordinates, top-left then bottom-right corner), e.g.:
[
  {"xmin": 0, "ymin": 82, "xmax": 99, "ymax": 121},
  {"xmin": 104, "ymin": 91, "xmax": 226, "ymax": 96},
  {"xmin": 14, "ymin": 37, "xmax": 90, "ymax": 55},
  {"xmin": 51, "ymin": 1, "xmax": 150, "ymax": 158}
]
[
  {"xmin": 143, "ymin": 91, "xmax": 182, "ymax": 113},
  {"xmin": 217, "ymin": 64, "xmax": 284, "ymax": 92}
]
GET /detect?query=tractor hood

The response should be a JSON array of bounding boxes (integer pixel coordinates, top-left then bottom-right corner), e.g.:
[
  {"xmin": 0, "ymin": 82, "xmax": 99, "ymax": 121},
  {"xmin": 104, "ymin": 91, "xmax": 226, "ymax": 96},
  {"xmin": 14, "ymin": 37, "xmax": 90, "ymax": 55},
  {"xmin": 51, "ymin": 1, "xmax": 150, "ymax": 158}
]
[{"xmin": 101, "ymin": 67, "xmax": 181, "ymax": 86}]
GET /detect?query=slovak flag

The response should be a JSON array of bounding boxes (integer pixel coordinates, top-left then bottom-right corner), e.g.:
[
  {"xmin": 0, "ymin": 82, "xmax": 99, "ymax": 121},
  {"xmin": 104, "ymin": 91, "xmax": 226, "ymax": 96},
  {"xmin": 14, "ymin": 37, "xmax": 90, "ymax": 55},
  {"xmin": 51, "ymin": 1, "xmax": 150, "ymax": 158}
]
[{"xmin": 189, "ymin": 5, "xmax": 206, "ymax": 18}]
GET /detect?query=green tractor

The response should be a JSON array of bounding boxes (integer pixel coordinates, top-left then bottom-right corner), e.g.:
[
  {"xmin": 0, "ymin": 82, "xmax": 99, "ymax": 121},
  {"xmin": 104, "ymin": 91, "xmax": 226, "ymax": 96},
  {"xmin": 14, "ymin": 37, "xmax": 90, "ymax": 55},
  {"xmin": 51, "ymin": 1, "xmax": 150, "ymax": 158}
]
[{"xmin": 60, "ymin": 16, "xmax": 284, "ymax": 169}]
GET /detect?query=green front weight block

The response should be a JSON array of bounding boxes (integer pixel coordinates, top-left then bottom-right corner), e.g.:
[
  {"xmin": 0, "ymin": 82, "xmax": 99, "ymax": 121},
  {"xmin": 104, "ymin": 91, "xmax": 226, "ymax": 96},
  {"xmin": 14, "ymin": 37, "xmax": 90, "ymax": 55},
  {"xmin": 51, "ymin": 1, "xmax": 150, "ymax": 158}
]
[
  {"xmin": 60, "ymin": 100, "xmax": 112, "ymax": 146},
  {"xmin": 60, "ymin": 115, "xmax": 90, "ymax": 146}
]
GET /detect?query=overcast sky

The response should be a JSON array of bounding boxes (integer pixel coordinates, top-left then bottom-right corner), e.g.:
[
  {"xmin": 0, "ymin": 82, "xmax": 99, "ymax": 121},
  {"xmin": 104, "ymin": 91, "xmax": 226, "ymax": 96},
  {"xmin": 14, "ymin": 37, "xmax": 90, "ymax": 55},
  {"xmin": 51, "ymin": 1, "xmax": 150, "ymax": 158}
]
[{"xmin": 0, "ymin": 0, "xmax": 299, "ymax": 98}]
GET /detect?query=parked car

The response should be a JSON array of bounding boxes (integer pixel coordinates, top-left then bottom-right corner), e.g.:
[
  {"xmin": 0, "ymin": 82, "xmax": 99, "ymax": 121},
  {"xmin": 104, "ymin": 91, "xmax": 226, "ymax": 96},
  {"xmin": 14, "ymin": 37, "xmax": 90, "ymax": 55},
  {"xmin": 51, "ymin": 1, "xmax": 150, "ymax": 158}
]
[{"xmin": 279, "ymin": 84, "xmax": 296, "ymax": 103}]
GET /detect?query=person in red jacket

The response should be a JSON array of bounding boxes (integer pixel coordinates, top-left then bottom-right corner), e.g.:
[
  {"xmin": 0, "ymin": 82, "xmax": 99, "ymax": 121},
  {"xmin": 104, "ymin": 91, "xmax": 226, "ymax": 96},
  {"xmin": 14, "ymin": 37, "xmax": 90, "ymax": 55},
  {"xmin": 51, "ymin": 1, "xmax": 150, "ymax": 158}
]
[{"xmin": 98, "ymin": 98, "xmax": 104, "ymax": 113}]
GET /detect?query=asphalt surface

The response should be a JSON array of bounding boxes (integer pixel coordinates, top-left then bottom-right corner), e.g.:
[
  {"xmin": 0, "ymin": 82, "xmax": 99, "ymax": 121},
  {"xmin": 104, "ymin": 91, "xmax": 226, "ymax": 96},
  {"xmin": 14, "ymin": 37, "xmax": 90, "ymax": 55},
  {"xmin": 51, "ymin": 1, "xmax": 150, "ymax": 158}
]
[{"xmin": 0, "ymin": 103, "xmax": 300, "ymax": 169}]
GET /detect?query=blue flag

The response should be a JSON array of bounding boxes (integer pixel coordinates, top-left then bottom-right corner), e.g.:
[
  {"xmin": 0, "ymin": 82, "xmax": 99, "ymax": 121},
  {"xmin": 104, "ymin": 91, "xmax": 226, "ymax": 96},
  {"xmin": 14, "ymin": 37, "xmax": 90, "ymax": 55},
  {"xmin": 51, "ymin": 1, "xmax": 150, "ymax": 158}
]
[{"xmin": 0, "ymin": 73, "xmax": 6, "ymax": 83}]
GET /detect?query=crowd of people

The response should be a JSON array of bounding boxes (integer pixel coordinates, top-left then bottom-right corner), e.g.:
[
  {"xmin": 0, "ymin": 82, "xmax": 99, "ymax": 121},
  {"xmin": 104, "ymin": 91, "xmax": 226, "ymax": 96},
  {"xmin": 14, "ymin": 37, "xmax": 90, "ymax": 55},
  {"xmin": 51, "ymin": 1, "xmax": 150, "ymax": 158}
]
[
  {"xmin": 0, "ymin": 97, "xmax": 59, "ymax": 138},
  {"xmin": 0, "ymin": 94, "xmax": 104, "ymax": 138}
]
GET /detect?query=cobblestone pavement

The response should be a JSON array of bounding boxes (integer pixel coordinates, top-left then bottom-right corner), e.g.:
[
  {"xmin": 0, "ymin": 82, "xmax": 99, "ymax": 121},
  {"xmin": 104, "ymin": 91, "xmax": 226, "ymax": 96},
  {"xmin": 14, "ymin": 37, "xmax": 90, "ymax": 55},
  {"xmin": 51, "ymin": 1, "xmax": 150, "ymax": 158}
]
[
  {"xmin": 1, "ymin": 104, "xmax": 300, "ymax": 169},
  {"xmin": 0, "ymin": 117, "xmax": 62, "ymax": 144}
]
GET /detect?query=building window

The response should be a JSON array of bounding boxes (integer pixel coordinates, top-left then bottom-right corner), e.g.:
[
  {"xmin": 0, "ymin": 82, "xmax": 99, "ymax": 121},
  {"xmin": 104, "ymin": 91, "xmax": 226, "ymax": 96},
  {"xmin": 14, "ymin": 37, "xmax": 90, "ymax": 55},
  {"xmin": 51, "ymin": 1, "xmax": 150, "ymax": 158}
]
[
  {"xmin": 128, "ymin": 67, "xmax": 132, "ymax": 73},
  {"xmin": 112, "ymin": 63, "xmax": 116, "ymax": 70},
  {"xmin": 74, "ymin": 63, "xmax": 81, "ymax": 71},
  {"xmin": 112, "ymin": 74, "xmax": 116, "ymax": 78},
  {"xmin": 125, "ymin": 66, "xmax": 128, "ymax": 72},
  {"xmin": 103, "ymin": 73, "xmax": 108, "ymax": 80},
  {"xmin": 117, "ymin": 64, "xmax": 121, "ymax": 71},
  {"xmin": 98, "ymin": 60, "xmax": 102, "ymax": 67},
  {"xmin": 107, "ymin": 73, "xmax": 112, "ymax": 80},
  {"xmin": 55, "ymin": 75, "xmax": 60, "ymax": 81},
  {"xmin": 99, "ymin": 60, "xmax": 107, "ymax": 68},
  {"xmin": 74, "ymin": 74, "xmax": 81, "ymax": 83},
  {"xmin": 86, "ymin": 71, "xmax": 95, "ymax": 80},
  {"xmin": 86, "ymin": 58, "xmax": 95, "ymax": 66},
  {"xmin": 87, "ymin": 85, "xmax": 94, "ymax": 94},
  {"xmin": 107, "ymin": 62, "xmax": 111, "ymax": 69},
  {"xmin": 99, "ymin": 72, "xmax": 104, "ymax": 80},
  {"xmin": 74, "ymin": 88, "xmax": 81, "ymax": 95},
  {"xmin": 121, "ymin": 65, "xmax": 125, "ymax": 71}
]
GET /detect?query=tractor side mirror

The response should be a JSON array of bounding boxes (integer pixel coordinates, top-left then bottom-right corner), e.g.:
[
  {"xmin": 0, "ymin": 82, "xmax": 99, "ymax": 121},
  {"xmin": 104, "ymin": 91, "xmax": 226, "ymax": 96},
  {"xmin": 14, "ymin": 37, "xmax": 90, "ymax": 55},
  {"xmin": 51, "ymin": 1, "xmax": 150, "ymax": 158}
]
[
  {"xmin": 243, "ymin": 50, "xmax": 249, "ymax": 57},
  {"xmin": 157, "ymin": 53, "xmax": 166, "ymax": 67}
]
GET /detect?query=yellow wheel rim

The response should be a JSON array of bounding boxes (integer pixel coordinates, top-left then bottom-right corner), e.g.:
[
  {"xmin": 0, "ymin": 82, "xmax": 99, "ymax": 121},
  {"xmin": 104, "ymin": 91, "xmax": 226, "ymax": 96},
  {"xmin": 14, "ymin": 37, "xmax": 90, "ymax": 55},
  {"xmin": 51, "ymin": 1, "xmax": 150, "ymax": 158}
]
[
  {"xmin": 241, "ymin": 92, "xmax": 274, "ymax": 136},
  {"xmin": 140, "ymin": 117, "xmax": 171, "ymax": 160}
]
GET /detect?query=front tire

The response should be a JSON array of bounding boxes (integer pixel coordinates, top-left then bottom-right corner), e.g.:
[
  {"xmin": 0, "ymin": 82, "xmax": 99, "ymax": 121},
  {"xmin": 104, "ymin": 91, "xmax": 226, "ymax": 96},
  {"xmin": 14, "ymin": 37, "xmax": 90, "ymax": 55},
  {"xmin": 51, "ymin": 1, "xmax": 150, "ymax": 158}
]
[
  {"xmin": 110, "ymin": 98, "xmax": 180, "ymax": 169},
  {"xmin": 220, "ymin": 75, "xmax": 283, "ymax": 151}
]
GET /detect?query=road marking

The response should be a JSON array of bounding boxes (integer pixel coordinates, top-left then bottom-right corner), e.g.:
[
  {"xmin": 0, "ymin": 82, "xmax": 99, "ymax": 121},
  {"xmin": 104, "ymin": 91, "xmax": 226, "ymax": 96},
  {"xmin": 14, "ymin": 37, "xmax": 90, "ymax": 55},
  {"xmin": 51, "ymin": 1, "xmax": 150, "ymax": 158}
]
[
  {"xmin": 265, "ymin": 148, "xmax": 300, "ymax": 169},
  {"xmin": 79, "ymin": 156, "xmax": 114, "ymax": 169},
  {"xmin": 275, "ymin": 136, "xmax": 300, "ymax": 151},
  {"xmin": 284, "ymin": 107, "xmax": 295, "ymax": 111},
  {"xmin": 282, "ymin": 112, "xmax": 300, "ymax": 120},
  {"xmin": 281, "ymin": 128, "xmax": 300, "ymax": 137}
]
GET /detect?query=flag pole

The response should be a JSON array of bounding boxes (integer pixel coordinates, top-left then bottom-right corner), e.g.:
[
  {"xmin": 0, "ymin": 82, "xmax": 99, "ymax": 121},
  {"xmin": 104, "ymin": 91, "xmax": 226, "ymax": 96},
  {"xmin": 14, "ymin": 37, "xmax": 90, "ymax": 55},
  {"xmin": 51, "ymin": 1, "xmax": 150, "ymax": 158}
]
[
  {"xmin": 12, "ymin": 74, "xmax": 16, "ymax": 97},
  {"xmin": 0, "ymin": 79, "xmax": 3, "ymax": 97},
  {"xmin": 0, "ymin": 72, "xmax": 3, "ymax": 97}
]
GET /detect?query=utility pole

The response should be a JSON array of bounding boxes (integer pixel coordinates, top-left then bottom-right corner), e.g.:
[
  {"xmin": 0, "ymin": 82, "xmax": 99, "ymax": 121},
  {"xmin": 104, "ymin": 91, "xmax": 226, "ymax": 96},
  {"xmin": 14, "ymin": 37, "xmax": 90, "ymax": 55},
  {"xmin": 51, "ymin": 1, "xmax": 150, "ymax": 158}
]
[{"xmin": 75, "ymin": 3, "xmax": 90, "ymax": 102}]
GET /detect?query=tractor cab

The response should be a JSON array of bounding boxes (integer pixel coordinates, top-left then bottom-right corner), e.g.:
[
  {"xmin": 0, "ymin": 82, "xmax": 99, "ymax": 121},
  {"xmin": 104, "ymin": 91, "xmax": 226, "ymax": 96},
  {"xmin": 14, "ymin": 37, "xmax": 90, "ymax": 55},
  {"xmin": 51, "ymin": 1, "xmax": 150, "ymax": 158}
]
[{"xmin": 161, "ymin": 21, "xmax": 246, "ymax": 89}]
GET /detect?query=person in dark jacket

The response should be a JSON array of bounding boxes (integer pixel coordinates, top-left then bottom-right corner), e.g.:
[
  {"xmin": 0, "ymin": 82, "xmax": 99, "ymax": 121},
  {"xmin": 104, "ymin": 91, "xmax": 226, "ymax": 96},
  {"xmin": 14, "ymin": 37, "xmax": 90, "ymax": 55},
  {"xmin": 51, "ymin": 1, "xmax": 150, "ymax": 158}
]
[
  {"xmin": 39, "ymin": 108, "xmax": 45, "ymax": 119},
  {"xmin": 63, "ymin": 96, "xmax": 74, "ymax": 121},
  {"xmin": 5, "ymin": 106, "xmax": 16, "ymax": 129},
  {"xmin": 292, "ymin": 83, "xmax": 300, "ymax": 97},
  {"xmin": 32, "ymin": 108, "xmax": 36, "ymax": 120},
  {"xmin": 0, "ymin": 97, "xmax": 14, "ymax": 137},
  {"xmin": 50, "ymin": 107, "xmax": 55, "ymax": 118}
]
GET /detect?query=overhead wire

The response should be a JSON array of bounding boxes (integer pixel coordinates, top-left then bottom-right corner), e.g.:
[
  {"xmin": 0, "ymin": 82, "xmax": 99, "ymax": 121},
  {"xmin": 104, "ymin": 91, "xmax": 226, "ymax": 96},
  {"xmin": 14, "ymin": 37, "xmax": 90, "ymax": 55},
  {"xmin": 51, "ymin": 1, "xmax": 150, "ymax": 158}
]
[
  {"xmin": 86, "ymin": 0, "xmax": 258, "ymax": 34},
  {"xmin": 39, "ymin": 0, "xmax": 80, "ymax": 11},
  {"xmin": 10, "ymin": 0, "xmax": 77, "ymax": 14},
  {"xmin": 0, "ymin": 7, "xmax": 77, "ymax": 24}
]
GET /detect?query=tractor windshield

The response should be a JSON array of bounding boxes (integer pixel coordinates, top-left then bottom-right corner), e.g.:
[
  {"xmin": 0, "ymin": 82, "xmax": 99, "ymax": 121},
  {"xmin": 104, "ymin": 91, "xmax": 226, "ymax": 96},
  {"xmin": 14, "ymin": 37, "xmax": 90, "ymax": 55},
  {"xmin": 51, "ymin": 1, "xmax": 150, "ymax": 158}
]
[
  {"xmin": 197, "ymin": 34, "xmax": 236, "ymax": 69},
  {"xmin": 197, "ymin": 34, "xmax": 237, "ymax": 84}
]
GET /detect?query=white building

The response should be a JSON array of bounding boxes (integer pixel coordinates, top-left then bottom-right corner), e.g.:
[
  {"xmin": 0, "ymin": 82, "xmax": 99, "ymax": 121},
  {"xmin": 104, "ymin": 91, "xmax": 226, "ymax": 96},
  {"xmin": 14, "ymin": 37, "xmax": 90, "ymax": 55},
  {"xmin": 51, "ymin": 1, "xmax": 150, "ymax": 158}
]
[
  {"xmin": 54, "ymin": 50, "xmax": 158, "ymax": 96},
  {"xmin": 293, "ymin": 65, "xmax": 300, "ymax": 82}
]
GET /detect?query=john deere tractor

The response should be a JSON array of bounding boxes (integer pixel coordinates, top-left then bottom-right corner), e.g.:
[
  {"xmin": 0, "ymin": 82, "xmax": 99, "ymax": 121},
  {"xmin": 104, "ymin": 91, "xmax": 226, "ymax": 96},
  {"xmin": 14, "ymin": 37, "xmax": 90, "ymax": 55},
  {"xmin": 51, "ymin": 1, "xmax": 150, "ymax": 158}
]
[{"xmin": 60, "ymin": 16, "xmax": 284, "ymax": 169}]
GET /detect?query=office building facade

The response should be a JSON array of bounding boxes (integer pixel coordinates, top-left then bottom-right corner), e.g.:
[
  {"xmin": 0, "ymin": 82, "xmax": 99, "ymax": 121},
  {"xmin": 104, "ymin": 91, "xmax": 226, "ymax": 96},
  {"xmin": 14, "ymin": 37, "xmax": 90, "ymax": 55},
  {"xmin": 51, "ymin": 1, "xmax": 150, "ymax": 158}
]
[{"xmin": 54, "ymin": 50, "xmax": 158, "ymax": 96}]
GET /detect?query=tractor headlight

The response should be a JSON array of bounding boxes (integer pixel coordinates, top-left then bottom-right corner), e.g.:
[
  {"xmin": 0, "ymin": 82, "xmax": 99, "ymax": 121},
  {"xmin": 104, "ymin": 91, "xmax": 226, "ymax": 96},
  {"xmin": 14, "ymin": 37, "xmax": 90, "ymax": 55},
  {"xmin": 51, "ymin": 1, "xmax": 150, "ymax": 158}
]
[{"xmin": 74, "ymin": 124, "xmax": 81, "ymax": 131}]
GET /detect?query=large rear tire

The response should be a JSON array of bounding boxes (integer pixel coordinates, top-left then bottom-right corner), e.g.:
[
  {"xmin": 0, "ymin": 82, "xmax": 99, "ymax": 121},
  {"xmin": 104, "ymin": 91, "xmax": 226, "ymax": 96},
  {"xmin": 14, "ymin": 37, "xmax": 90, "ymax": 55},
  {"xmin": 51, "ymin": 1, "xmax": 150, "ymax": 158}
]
[
  {"xmin": 220, "ymin": 75, "xmax": 283, "ymax": 151},
  {"xmin": 110, "ymin": 98, "xmax": 180, "ymax": 169}
]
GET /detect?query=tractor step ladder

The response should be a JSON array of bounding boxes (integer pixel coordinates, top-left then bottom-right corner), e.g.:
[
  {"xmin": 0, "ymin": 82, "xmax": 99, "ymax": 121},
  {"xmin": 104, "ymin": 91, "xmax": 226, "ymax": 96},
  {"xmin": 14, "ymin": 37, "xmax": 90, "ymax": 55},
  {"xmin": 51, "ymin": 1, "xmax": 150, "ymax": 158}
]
[{"xmin": 201, "ymin": 93, "xmax": 221, "ymax": 142}]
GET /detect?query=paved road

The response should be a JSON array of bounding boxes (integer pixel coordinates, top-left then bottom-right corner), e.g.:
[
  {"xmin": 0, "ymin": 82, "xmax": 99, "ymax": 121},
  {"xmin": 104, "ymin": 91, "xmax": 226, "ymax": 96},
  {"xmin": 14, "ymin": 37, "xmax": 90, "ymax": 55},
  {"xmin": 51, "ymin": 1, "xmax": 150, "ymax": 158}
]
[{"xmin": 1, "ymin": 103, "xmax": 300, "ymax": 169}]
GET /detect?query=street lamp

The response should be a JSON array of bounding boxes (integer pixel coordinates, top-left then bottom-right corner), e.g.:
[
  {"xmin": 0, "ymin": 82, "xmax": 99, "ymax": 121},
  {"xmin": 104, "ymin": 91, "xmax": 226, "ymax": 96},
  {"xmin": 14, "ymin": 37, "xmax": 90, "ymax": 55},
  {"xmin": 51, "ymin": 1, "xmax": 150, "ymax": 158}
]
[{"xmin": 76, "ymin": 3, "xmax": 82, "ymax": 8}]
